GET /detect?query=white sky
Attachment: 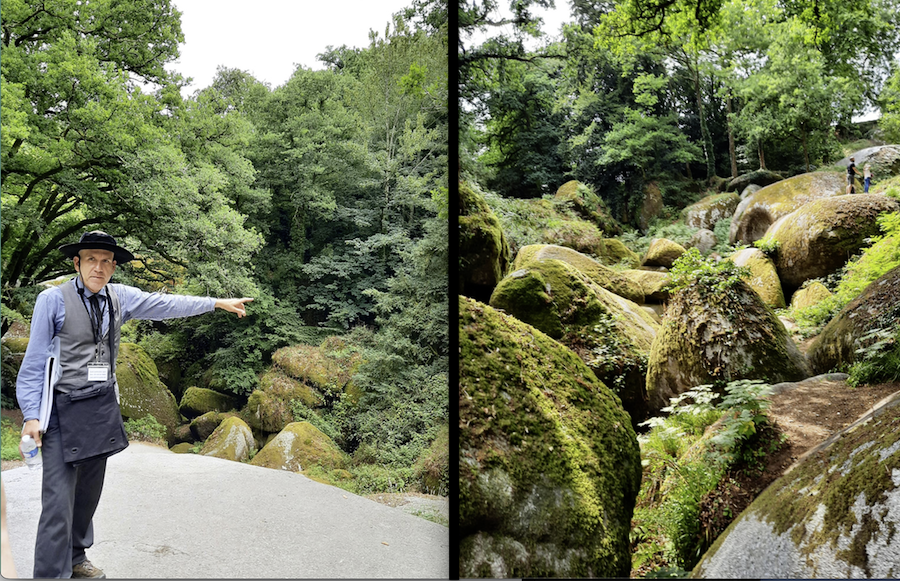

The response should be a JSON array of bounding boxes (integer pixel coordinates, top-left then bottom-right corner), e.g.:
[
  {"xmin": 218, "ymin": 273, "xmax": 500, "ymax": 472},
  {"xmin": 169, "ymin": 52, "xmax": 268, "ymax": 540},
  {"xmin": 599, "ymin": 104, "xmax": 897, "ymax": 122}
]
[{"xmin": 169, "ymin": 0, "xmax": 414, "ymax": 94}]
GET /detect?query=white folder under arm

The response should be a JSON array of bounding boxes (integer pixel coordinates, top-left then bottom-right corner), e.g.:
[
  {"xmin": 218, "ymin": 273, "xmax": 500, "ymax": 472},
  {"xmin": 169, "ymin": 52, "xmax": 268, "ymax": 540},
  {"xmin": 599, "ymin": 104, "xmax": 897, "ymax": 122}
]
[{"xmin": 38, "ymin": 336, "xmax": 61, "ymax": 434}]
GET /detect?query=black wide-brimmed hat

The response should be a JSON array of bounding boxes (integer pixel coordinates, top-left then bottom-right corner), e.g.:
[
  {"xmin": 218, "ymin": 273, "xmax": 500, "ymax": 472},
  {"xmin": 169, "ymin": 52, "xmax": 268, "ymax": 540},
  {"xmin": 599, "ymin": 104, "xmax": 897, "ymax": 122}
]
[{"xmin": 58, "ymin": 230, "xmax": 134, "ymax": 263}]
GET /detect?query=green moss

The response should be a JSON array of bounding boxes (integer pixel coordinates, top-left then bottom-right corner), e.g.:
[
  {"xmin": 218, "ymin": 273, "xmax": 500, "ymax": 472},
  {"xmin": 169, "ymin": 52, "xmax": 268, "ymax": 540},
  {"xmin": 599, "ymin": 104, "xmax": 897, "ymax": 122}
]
[
  {"xmin": 601, "ymin": 238, "xmax": 641, "ymax": 267},
  {"xmin": 790, "ymin": 281, "xmax": 833, "ymax": 310},
  {"xmin": 622, "ymin": 269, "xmax": 670, "ymax": 302},
  {"xmin": 116, "ymin": 343, "xmax": 182, "ymax": 437},
  {"xmin": 731, "ymin": 248, "xmax": 786, "ymax": 308},
  {"xmin": 642, "ymin": 238, "xmax": 686, "ymax": 268},
  {"xmin": 460, "ymin": 182, "xmax": 511, "ymax": 297},
  {"xmin": 512, "ymin": 244, "xmax": 645, "ymax": 303},
  {"xmin": 2, "ymin": 337, "xmax": 29, "ymax": 354},
  {"xmin": 459, "ymin": 296, "xmax": 641, "ymax": 578},
  {"xmin": 554, "ymin": 180, "xmax": 623, "ymax": 236},
  {"xmin": 178, "ymin": 385, "xmax": 239, "ymax": 419}
]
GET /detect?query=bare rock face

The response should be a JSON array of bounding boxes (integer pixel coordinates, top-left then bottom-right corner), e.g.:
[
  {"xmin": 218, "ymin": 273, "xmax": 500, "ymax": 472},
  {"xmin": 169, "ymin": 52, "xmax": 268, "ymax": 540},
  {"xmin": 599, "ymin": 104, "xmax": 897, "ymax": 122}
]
[
  {"xmin": 459, "ymin": 296, "xmax": 641, "ymax": 578},
  {"xmin": 645, "ymin": 279, "xmax": 810, "ymax": 413},
  {"xmin": 693, "ymin": 392, "xmax": 900, "ymax": 579},
  {"xmin": 683, "ymin": 192, "xmax": 739, "ymax": 230},
  {"xmin": 460, "ymin": 181, "xmax": 511, "ymax": 303},
  {"xmin": 729, "ymin": 172, "xmax": 845, "ymax": 245},
  {"xmin": 807, "ymin": 265, "xmax": 900, "ymax": 375},
  {"xmin": 768, "ymin": 194, "xmax": 899, "ymax": 292}
]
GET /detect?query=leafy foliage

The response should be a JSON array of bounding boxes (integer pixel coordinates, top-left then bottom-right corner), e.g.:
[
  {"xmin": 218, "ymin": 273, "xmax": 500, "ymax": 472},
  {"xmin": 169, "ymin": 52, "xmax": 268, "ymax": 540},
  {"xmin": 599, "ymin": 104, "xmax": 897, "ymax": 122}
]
[
  {"xmin": 848, "ymin": 326, "xmax": 900, "ymax": 387},
  {"xmin": 123, "ymin": 414, "xmax": 167, "ymax": 445},
  {"xmin": 666, "ymin": 247, "xmax": 750, "ymax": 296}
]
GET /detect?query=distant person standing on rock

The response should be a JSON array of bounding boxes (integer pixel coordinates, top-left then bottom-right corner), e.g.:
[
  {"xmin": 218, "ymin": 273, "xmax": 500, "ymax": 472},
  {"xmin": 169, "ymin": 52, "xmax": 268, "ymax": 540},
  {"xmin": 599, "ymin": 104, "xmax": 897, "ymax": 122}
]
[
  {"xmin": 863, "ymin": 163, "xmax": 873, "ymax": 193},
  {"xmin": 847, "ymin": 157, "xmax": 862, "ymax": 194},
  {"xmin": 15, "ymin": 230, "xmax": 253, "ymax": 579}
]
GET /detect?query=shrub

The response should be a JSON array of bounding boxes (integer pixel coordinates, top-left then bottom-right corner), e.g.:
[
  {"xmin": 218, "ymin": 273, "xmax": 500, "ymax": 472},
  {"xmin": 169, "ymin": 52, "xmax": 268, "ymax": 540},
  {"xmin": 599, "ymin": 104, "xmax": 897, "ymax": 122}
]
[
  {"xmin": 665, "ymin": 247, "xmax": 750, "ymax": 297},
  {"xmin": 1, "ymin": 418, "xmax": 21, "ymax": 461},
  {"xmin": 123, "ymin": 414, "xmax": 166, "ymax": 445},
  {"xmin": 847, "ymin": 326, "xmax": 900, "ymax": 387}
]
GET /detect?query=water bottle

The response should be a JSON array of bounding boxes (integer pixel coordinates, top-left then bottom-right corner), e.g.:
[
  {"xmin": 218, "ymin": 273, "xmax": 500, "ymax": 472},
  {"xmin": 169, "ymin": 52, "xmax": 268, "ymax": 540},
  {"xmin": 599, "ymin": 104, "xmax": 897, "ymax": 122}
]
[{"xmin": 20, "ymin": 435, "xmax": 42, "ymax": 471}]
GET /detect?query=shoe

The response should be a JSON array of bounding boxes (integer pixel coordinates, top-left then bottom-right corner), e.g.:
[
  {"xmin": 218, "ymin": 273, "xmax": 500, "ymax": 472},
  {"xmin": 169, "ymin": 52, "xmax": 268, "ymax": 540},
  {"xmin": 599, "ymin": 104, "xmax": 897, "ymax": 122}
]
[{"xmin": 72, "ymin": 560, "xmax": 106, "ymax": 578}]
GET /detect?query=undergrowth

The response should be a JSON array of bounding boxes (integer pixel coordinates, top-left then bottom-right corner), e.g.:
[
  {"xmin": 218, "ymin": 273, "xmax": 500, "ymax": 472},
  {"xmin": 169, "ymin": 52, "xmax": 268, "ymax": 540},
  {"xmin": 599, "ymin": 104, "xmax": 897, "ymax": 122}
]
[{"xmin": 632, "ymin": 380, "xmax": 775, "ymax": 576}]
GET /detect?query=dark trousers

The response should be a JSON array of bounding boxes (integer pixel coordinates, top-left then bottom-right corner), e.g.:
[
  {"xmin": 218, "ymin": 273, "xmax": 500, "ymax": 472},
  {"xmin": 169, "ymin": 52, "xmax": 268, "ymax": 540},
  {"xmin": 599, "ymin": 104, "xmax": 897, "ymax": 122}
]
[{"xmin": 33, "ymin": 400, "xmax": 108, "ymax": 578}]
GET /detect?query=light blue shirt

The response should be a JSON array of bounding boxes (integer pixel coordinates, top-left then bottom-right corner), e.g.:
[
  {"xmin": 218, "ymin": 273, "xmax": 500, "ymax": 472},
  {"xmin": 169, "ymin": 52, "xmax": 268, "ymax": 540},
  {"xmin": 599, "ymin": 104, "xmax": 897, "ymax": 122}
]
[{"xmin": 16, "ymin": 277, "xmax": 216, "ymax": 421}]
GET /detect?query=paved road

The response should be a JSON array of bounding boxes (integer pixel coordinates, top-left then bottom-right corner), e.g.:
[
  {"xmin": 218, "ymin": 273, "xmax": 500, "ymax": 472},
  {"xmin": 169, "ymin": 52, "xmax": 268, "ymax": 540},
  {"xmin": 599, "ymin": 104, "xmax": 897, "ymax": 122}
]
[{"xmin": 2, "ymin": 443, "xmax": 449, "ymax": 578}]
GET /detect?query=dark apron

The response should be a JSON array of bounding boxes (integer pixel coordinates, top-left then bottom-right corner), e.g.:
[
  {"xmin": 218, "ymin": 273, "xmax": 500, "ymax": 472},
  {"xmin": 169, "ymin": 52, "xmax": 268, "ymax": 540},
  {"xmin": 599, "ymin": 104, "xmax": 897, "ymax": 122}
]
[{"xmin": 54, "ymin": 381, "xmax": 128, "ymax": 465}]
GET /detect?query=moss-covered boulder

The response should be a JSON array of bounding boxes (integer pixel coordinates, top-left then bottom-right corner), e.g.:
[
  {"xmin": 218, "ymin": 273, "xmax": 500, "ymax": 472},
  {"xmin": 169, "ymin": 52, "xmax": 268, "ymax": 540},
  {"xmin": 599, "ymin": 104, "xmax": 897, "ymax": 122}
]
[
  {"xmin": 554, "ymin": 180, "xmax": 623, "ymax": 236},
  {"xmin": 740, "ymin": 184, "xmax": 763, "ymax": 200},
  {"xmin": 460, "ymin": 181, "xmax": 511, "ymax": 302},
  {"xmin": 683, "ymin": 192, "xmax": 740, "ymax": 230},
  {"xmin": 646, "ymin": 279, "xmax": 810, "ymax": 412},
  {"xmin": 490, "ymin": 258, "xmax": 659, "ymax": 423},
  {"xmin": 271, "ymin": 337, "xmax": 363, "ymax": 398},
  {"xmin": 729, "ymin": 172, "xmax": 845, "ymax": 244},
  {"xmin": 170, "ymin": 442, "xmax": 194, "ymax": 454},
  {"xmin": 178, "ymin": 386, "xmax": 240, "ymax": 419},
  {"xmin": 731, "ymin": 247, "xmax": 786, "ymax": 308},
  {"xmin": 790, "ymin": 281, "xmax": 833, "ymax": 310},
  {"xmin": 250, "ymin": 421, "xmax": 348, "ymax": 473},
  {"xmin": 642, "ymin": 238, "xmax": 686, "ymax": 268},
  {"xmin": 726, "ymin": 168, "xmax": 784, "ymax": 193},
  {"xmin": 622, "ymin": 269, "xmax": 671, "ymax": 303},
  {"xmin": 513, "ymin": 244, "xmax": 644, "ymax": 303},
  {"xmin": 599, "ymin": 238, "xmax": 641, "ymax": 267},
  {"xmin": 806, "ymin": 266, "xmax": 900, "ymax": 375},
  {"xmin": 115, "ymin": 343, "xmax": 182, "ymax": 441},
  {"xmin": 189, "ymin": 411, "xmax": 237, "ymax": 442},
  {"xmin": 200, "ymin": 416, "xmax": 256, "ymax": 462},
  {"xmin": 459, "ymin": 296, "xmax": 641, "ymax": 578},
  {"xmin": 692, "ymin": 392, "xmax": 900, "ymax": 578},
  {"xmin": 768, "ymin": 194, "xmax": 900, "ymax": 292},
  {"xmin": 687, "ymin": 228, "xmax": 718, "ymax": 255}
]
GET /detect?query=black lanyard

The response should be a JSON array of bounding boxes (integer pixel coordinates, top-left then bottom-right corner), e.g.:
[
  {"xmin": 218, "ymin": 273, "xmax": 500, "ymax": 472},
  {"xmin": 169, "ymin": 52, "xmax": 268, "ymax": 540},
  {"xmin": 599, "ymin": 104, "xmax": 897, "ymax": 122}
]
[{"xmin": 76, "ymin": 279, "xmax": 115, "ymax": 355}]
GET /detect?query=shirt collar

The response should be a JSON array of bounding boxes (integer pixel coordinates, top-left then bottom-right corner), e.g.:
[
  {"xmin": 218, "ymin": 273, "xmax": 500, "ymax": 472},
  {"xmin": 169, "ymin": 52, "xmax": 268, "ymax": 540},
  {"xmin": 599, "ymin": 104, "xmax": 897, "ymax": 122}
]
[{"xmin": 74, "ymin": 276, "xmax": 107, "ymax": 299}]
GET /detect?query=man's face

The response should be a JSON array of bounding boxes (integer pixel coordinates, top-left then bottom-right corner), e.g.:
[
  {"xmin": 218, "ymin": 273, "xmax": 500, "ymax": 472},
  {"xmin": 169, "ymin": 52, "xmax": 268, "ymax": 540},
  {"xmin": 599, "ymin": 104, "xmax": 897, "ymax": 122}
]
[{"xmin": 74, "ymin": 249, "xmax": 116, "ymax": 294}]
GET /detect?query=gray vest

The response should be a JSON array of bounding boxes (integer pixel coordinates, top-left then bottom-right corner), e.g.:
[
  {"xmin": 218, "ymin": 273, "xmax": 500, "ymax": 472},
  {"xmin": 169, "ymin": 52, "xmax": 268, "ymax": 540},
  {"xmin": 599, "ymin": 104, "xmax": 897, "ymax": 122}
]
[{"xmin": 56, "ymin": 280, "xmax": 122, "ymax": 393}]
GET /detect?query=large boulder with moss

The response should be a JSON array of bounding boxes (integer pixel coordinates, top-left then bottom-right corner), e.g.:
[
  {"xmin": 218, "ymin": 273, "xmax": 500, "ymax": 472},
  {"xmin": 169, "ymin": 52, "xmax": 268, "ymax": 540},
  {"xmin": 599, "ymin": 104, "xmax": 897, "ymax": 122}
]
[
  {"xmin": 730, "ymin": 248, "xmax": 785, "ymax": 308},
  {"xmin": 692, "ymin": 392, "xmax": 900, "ymax": 579},
  {"xmin": 806, "ymin": 266, "xmax": 900, "ymax": 375},
  {"xmin": 729, "ymin": 172, "xmax": 845, "ymax": 245},
  {"xmin": 622, "ymin": 269, "xmax": 671, "ymax": 303},
  {"xmin": 599, "ymin": 238, "xmax": 641, "ymax": 267},
  {"xmin": 726, "ymin": 169, "xmax": 784, "ymax": 193},
  {"xmin": 490, "ymin": 258, "xmax": 659, "ymax": 423},
  {"xmin": 250, "ymin": 421, "xmax": 348, "ymax": 473},
  {"xmin": 513, "ymin": 244, "xmax": 644, "ymax": 303},
  {"xmin": 684, "ymin": 192, "xmax": 740, "ymax": 230},
  {"xmin": 459, "ymin": 296, "xmax": 641, "ymax": 578},
  {"xmin": 790, "ymin": 281, "xmax": 833, "ymax": 310},
  {"xmin": 178, "ymin": 386, "xmax": 240, "ymax": 419},
  {"xmin": 646, "ymin": 278, "xmax": 810, "ymax": 412},
  {"xmin": 460, "ymin": 181, "xmax": 511, "ymax": 303},
  {"xmin": 767, "ymin": 194, "xmax": 899, "ymax": 292},
  {"xmin": 200, "ymin": 416, "xmax": 257, "ymax": 462},
  {"xmin": 639, "ymin": 181, "xmax": 664, "ymax": 232},
  {"xmin": 115, "ymin": 343, "xmax": 182, "ymax": 440},
  {"xmin": 554, "ymin": 180, "xmax": 623, "ymax": 236},
  {"xmin": 642, "ymin": 238, "xmax": 686, "ymax": 268},
  {"xmin": 272, "ymin": 338, "xmax": 363, "ymax": 399},
  {"xmin": 189, "ymin": 411, "xmax": 237, "ymax": 442}
]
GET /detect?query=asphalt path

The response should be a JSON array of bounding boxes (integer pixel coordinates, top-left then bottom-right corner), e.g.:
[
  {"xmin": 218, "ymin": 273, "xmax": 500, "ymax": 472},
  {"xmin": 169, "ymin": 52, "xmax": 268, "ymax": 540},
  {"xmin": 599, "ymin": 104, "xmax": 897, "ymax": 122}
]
[{"xmin": 2, "ymin": 443, "xmax": 449, "ymax": 578}]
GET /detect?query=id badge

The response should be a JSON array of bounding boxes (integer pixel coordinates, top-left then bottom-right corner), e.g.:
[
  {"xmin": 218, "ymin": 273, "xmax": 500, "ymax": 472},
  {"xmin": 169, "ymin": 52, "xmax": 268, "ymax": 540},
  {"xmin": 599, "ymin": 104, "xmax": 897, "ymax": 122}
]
[{"xmin": 87, "ymin": 363, "xmax": 110, "ymax": 382}]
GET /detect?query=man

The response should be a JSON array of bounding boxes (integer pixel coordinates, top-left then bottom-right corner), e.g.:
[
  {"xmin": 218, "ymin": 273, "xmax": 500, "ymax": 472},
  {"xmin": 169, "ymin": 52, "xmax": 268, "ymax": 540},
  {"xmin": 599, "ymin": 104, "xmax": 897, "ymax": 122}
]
[
  {"xmin": 16, "ymin": 231, "xmax": 253, "ymax": 578},
  {"xmin": 846, "ymin": 156, "xmax": 862, "ymax": 194}
]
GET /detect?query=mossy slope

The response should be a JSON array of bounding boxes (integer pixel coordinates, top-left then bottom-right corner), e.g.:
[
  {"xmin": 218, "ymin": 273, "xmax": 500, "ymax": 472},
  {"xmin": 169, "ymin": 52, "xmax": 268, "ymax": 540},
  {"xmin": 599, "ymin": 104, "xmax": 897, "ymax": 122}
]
[{"xmin": 459, "ymin": 296, "xmax": 641, "ymax": 578}]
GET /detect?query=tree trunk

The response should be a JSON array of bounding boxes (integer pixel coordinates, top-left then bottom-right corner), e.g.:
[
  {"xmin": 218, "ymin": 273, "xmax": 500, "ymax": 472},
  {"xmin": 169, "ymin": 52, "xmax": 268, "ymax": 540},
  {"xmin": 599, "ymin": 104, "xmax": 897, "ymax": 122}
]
[
  {"xmin": 685, "ymin": 162, "xmax": 693, "ymax": 180},
  {"xmin": 758, "ymin": 141, "xmax": 766, "ymax": 170},
  {"xmin": 690, "ymin": 57, "xmax": 716, "ymax": 179},
  {"xmin": 726, "ymin": 94, "xmax": 738, "ymax": 179}
]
